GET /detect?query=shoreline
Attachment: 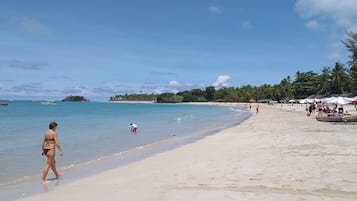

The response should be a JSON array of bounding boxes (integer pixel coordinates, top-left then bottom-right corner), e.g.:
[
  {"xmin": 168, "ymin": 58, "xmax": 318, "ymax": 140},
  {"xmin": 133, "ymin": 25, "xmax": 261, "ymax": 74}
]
[
  {"xmin": 16, "ymin": 103, "xmax": 357, "ymax": 201},
  {"xmin": 2, "ymin": 102, "xmax": 250, "ymax": 200}
]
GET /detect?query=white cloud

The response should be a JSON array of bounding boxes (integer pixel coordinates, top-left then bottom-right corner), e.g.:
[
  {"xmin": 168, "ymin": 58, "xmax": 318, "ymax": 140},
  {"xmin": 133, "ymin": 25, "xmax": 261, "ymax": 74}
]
[
  {"xmin": 295, "ymin": 0, "xmax": 357, "ymax": 31},
  {"xmin": 10, "ymin": 16, "xmax": 52, "ymax": 35},
  {"xmin": 305, "ymin": 20, "xmax": 324, "ymax": 30},
  {"xmin": 208, "ymin": 6, "xmax": 221, "ymax": 14},
  {"xmin": 168, "ymin": 80, "xmax": 180, "ymax": 87},
  {"xmin": 166, "ymin": 80, "xmax": 193, "ymax": 92},
  {"xmin": 213, "ymin": 75, "xmax": 230, "ymax": 88}
]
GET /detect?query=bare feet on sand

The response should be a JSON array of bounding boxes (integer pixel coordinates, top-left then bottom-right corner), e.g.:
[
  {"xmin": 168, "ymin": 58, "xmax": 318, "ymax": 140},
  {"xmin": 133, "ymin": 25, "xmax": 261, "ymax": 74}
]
[{"xmin": 41, "ymin": 173, "xmax": 63, "ymax": 184}]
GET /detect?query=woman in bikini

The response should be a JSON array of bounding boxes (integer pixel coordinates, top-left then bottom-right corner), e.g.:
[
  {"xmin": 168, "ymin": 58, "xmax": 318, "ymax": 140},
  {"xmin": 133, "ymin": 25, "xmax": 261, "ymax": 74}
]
[{"xmin": 41, "ymin": 121, "xmax": 63, "ymax": 184}]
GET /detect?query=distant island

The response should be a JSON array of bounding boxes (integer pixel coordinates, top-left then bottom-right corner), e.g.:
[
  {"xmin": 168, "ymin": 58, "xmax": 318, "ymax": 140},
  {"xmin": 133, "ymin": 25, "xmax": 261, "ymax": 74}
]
[{"xmin": 62, "ymin": 96, "xmax": 89, "ymax": 102}]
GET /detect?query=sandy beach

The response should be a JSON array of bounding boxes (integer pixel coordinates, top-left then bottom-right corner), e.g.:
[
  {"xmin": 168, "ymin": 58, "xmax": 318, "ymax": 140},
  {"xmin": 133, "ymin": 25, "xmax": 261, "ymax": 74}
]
[{"xmin": 17, "ymin": 103, "xmax": 357, "ymax": 201}]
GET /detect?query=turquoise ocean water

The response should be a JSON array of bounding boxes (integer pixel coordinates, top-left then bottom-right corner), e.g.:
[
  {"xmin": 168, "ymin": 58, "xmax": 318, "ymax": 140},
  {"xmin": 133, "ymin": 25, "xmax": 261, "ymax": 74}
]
[{"xmin": 0, "ymin": 101, "xmax": 250, "ymax": 200}]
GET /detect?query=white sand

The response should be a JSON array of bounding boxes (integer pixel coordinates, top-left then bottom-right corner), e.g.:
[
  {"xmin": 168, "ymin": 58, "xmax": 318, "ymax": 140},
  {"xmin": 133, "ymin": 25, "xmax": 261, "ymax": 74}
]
[{"xmin": 17, "ymin": 103, "xmax": 357, "ymax": 201}]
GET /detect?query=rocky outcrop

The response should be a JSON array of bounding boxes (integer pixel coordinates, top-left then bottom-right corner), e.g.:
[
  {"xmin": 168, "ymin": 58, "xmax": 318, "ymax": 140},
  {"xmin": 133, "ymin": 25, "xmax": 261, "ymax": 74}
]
[{"xmin": 62, "ymin": 96, "xmax": 89, "ymax": 102}]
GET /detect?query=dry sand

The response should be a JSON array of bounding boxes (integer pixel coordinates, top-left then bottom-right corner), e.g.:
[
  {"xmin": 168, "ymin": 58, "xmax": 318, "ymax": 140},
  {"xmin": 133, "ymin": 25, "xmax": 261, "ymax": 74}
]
[{"xmin": 17, "ymin": 103, "xmax": 357, "ymax": 201}]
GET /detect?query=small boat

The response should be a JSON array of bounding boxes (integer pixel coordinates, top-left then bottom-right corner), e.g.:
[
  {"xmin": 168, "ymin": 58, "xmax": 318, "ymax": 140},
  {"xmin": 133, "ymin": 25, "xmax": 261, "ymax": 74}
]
[
  {"xmin": 316, "ymin": 115, "xmax": 357, "ymax": 122},
  {"xmin": 0, "ymin": 103, "xmax": 9, "ymax": 106},
  {"xmin": 41, "ymin": 101, "xmax": 56, "ymax": 106}
]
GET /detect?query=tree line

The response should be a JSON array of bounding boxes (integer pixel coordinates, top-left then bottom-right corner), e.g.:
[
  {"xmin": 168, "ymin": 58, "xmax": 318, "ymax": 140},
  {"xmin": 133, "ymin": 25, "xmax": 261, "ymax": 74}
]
[{"xmin": 110, "ymin": 32, "xmax": 357, "ymax": 103}]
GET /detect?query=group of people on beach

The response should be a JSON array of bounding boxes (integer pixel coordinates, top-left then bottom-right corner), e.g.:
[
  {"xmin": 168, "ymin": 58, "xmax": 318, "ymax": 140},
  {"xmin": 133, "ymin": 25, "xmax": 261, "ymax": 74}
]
[
  {"xmin": 307, "ymin": 101, "xmax": 350, "ymax": 117},
  {"xmin": 41, "ymin": 121, "xmax": 139, "ymax": 184}
]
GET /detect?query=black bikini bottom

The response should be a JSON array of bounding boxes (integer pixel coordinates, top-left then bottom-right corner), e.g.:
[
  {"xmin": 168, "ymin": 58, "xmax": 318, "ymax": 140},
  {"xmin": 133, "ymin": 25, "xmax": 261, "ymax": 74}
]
[{"xmin": 43, "ymin": 149, "xmax": 51, "ymax": 155}]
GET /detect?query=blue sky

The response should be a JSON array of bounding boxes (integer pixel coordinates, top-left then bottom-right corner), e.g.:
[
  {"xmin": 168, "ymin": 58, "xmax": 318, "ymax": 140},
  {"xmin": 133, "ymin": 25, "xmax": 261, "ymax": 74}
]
[{"xmin": 1, "ymin": 0, "xmax": 357, "ymax": 101}]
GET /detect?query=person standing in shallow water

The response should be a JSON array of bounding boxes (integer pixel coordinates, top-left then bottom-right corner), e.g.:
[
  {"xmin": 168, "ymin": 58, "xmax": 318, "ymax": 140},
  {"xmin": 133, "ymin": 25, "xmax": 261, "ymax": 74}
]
[
  {"xmin": 41, "ymin": 121, "xmax": 63, "ymax": 184},
  {"xmin": 130, "ymin": 123, "xmax": 138, "ymax": 133}
]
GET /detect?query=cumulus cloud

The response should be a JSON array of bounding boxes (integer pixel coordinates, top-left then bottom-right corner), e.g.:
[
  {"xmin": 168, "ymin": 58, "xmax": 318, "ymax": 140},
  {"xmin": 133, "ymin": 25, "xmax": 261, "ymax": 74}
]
[
  {"xmin": 208, "ymin": 6, "xmax": 222, "ymax": 14},
  {"xmin": 166, "ymin": 80, "xmax": 185, "ymax": 92},
  {"xmin": 10, "ymin": 16, "xmax": 52, "ymax": 35},
  {"xmin": 295, "ymin": 0, "xmax": 357, "ymax": 31},
  {"xmin": 159, "ymin": 80, "xmax": 203, "ymax": 94},
  {"xmin": 168, "ymin": 80, "xmax": 180, "ymax": 87},
  {"xmin": 8, "ymin": 59, "xmax": 47, "ymax": 70},
  {"xmin": 213, "ymin": 75, "xmax": 230, "ymax": 88}
]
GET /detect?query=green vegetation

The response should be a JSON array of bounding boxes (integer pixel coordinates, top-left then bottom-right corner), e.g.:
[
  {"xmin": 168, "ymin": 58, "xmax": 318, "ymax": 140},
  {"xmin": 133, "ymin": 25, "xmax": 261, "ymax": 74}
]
[
  {"xmin": 110, "ymin": 32, "xmax": 357, "ymax": 103},
  {"xmin": 156, "ymin": 93, "xmax": 183, "ymax": 103},
  {"xmin": 343, "ymin": 31, "xmax": 357, "ymax": 91},
  {"xmin": 110, "ymin": 93, "xmax": 156, "ymax": 102}
]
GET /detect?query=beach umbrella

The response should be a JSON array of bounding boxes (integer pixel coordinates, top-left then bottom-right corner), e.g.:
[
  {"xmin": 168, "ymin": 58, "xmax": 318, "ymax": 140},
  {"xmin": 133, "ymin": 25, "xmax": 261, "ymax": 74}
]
[
  {"xmin": 314, "ymin": 98, "xmax": 323, "ymax": 103},
  {"xmin": 353, "ymin": 96, "xmax": 357, "ymax": 103},
  {"xmin": 324, "ymin": 97, "xmax": 353, "ymax": 105},
  {"xmin": 298, "ymin": 99, "xmax": 307, "ymax": 104},
  {"xmin": 322, "ymin": 97, "xmax": 332, "ymax": 104},
  {"xmin": 299, "ymin": 98, "xmax": 314, "ymax": 104}
]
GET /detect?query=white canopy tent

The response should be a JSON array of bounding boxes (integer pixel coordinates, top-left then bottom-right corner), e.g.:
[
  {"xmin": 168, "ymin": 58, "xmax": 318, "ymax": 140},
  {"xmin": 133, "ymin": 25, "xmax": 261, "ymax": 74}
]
[{"xmin": 323, "ymin": 97, "xmax": 353, "ymax": 105}]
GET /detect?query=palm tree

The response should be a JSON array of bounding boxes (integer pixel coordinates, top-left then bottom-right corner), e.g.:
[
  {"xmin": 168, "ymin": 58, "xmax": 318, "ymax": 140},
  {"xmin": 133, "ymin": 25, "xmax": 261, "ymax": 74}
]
[
  {"xmin": 293, "ymin": 71, "xmax": 319, "ymax": 98},
  {"xmin": 331, "ymin": 62, "xmax": 348, "ymax": 94},
  {"xmin": 279, "ymin": 76, "xmax": 293, "ymax": 99},
  {"xmin": 343, "ymin": 31, "xmax": 357, "ymax": 91},
  {"xmin": 317, "ymin": 66, "xmax": 332, "ymax": 95}
]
